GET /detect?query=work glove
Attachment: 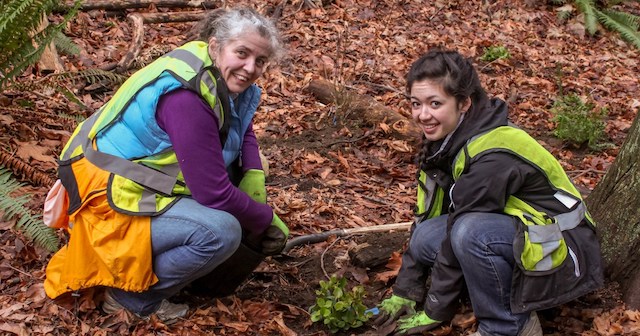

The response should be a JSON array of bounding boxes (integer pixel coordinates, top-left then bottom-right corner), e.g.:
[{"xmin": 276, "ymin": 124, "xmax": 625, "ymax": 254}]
[
  {"xmin": 394, "ymin": 311, "xmax": 441, "ymax": 335},
  {"xmin": 261, "ymin": 213, "xmax": 289, "ymax": 255},
  {"xmin": 372, "ymin": 294, "xmax": 416, "ymax": 328},
  {"xmin": 238, "ymin": 169, "xmax": 267, "ymax": 204}
]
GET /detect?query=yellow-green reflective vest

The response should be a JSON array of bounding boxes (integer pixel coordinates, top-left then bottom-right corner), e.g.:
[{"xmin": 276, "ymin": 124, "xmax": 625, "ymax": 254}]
[
  {"xmin": 415, "ymin": 170, "xmax": 446, "ymax": 220},
  {"xmin": 59, "ymin": 41, "xmax": 227, "ymax": 216},
  {"xmin": 452, "ymin": 126, "xmax": 594, "ymax": 272}
]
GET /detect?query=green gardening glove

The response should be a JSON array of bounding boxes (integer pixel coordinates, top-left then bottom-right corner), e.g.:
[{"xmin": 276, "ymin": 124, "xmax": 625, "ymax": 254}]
[
  {"xmin": 394, "ymin": 311, "xmax": 441, "ymax": 335},
  {"xmin": 372, "ymin": 294, "xmax": 416, "ymax": 328},
  {"xmin": 261, "ymin": 213, "xmax": 289, "ymax": 255},
  {"xmin": 238, "ymin": 169, "xmax": 267, "ymax": 204}
]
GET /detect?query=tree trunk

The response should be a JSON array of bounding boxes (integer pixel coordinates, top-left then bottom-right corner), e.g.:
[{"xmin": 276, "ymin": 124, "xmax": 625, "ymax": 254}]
[
  {"xmin": 305, "ymin": 79, "xmax": 421, "ymax": 140},
  {"xmin": 587, "ymin": 111, "xmax": 640, "ymax": 309}
]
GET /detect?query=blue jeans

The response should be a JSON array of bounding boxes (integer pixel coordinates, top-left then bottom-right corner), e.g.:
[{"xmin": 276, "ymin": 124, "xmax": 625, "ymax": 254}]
[
  {"xmin": 410, "ymin": 213, "xmax": 530, "ymax": 336},
  {"xmin": 109, "ymin": 198, "xmax": 242, "ymax": 315}
]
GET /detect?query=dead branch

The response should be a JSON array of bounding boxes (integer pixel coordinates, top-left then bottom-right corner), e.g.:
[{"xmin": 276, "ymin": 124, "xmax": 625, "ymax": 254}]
[
  {"xmin": 305, "ymin": 79, "xmax": 421, "ymax": 140},
  {"xmin": 115, "ymin": 11, "xmax": 207, "ymax": 73},
  {"xmin": 116, "ymin": 13, "xmax": 144, "ymax": 74},
  {"xmin": 136, "ymin": 11, "xmax": 207, "ymax": 23},
  {"xmin": 63, "ymin": 0, "xmax": 218, "ymax": 11},
  {"xmin": 0, "ymin": 150, "xmax": 56, "ymax": 188}
]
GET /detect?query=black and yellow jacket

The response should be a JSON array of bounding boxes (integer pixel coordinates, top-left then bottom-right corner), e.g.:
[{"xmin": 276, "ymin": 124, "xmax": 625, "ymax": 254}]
[{"xmin": 394, "ymin": 97, "xmax": 603, "ymax": 318}]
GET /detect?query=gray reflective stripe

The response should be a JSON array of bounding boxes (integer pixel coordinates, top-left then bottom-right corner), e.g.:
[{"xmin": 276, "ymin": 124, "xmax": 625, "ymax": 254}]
[
  {"xmin": 535, "ymin": 241, "xmax": 560, "ymax": 271},
  {"xmin": 526, "ymin": 202, "xmax": 586, "ymax": 271},
  {"xmin": 200, "ymin": 70, "xmax": 223, "ymax": 122},
  {"xmin": 83, "ymin": 138, "xmax": 176, "ymax": 195},
  {"xmin": 527, "ymin": 202, "xmax": 586, "ymax": 243},
  {"xmin": 163, "ymin": 49, "xmax": 203, "ymax": 71},
  {"xmin": 423, "ymin": 177, "xmax": 436, "ymax": 214},
  {"xmin": 68, "ymin": 102, "xmax": 177, "ymax": 195},
  {"xmin": 138, "ymin": 189, "xmax": 157, "ymax": 213},
  {"xmin": 157, "ymin": 162, "xmax": 181, "ymax": 177},
  {"xmin": 61, "ymin": 110, "xmax": 102, "ymax": 160}
]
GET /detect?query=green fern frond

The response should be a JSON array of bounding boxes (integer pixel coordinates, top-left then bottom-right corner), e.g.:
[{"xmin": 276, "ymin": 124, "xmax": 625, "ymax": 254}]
[
  {"xmin": 48, "ymin": 68, "xmax": 127, "ymax": 86},
  {"xmin": 597, "ymin": 10, "xmax": 640, "ymax": 48},
  {"xmin": 0, "ymin": 167, "xmax": 59, "ymax": 252},
  {"xmin": 602, "ymin": 10, "xmax": 639, "ymax": 31},
  {"xmin": 0, "ymin": 0, "xmax": 80, "ymax": 88},
  {"xmin": 575, "ymin": 0, "xmax": 600, "ymax": 35},
  {"xmin": 53, "ymin": 31, "xmax": 80, "ymax": 56},
  {"xmin": 5, "ymin": 68, "xmax": 125, "ymax": 111},
  {"xmin": 558, "ymin": 8, "xmax": 574, "ymax": 21},
  {"xmin": 58, "ymin": 112, "xmax": 85, "ymax": 124},
  {"xmin": 0, "ymin": 0, "xmax": 44, "ymax": 34}
]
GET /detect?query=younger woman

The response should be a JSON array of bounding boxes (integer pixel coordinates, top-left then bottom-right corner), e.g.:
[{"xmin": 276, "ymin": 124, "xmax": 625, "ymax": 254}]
[{"xmin": 374, "ymin": 50, "xmax": 603, "ymax": 336}]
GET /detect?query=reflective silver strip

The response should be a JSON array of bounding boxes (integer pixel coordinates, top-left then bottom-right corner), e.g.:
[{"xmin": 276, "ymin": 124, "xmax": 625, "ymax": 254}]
[
  {"xmin": 60, "ymin": 110, "xmax": 102, "ymax": 161},
  {"xmin": 157, "ymin": 162, "xmax": 181, "ymax": 177},
  {"xmin": 535, "ymin": 241, "xmax": 560, "ymax": 271},
  {"xmin": 527, "ymin": 202, "xmax": 586, "ymax": 243},
  {"xmin": 200, "ymin": 70, "xmax": 223, "ymax": 123},
  {"xmin": 138, "ymin": 189, "xmax": 157, "ymax": 213},
  {"xmin": 83, "ymin": 138, "xmax": 176, "ymax": 195},
  {"xmin": 162, "ymin": 48, "xmax": 203, "ymax": 71},
  {"xmin": 423, "ymin": 177, "xmax": 436, "ymax": 213},
  {"xmin": 526, "ymin": 202, "xmax": 586, "ymax": 271}
]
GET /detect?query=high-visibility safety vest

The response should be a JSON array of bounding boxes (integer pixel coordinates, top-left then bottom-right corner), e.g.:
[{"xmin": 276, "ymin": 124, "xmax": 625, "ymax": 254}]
[
  {"xmin": 58, "ymin": 41, "xmax": 231, "ymax": 217},
  {"xmin": 416, "ymin": 126, "xmax": 594, "ymax": 272}
]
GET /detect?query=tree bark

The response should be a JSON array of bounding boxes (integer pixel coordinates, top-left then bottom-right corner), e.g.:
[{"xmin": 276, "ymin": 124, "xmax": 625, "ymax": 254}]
[
  {"xmin": 587, "ymin": 111, "xmax": 640, "ymax": 309},
  {"xmin": 305, "ymin": 79, "xmax": 420, "ymax": 140},
  {"xmin": 63, "ymin": 0, "xmax": 218, "ymax": 10}
]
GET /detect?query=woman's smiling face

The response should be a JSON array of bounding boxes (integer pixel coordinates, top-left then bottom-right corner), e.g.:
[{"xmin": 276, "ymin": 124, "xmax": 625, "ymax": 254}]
[
  {"xmin": 208, "ymin": 31, "xmax": 272, "ymax": 94},
  {"xmin": 410, "ymin": 79, "xmax": 470, "ymax": 141}
]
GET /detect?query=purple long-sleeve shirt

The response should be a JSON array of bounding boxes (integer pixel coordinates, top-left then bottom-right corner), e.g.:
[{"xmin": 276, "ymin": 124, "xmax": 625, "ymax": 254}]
[{"xmin": 156, "ymin": 88, "xmax": 272, "ymax": 234}]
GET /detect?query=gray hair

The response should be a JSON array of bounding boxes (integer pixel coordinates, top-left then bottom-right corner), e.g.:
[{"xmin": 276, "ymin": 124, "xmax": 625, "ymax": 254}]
[{"xmin": 190, "ymin": 7, "xmax": 283, "ymax": 62}]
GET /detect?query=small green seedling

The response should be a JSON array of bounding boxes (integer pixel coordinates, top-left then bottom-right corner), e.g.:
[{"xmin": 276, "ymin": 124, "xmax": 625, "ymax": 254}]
[
  {"xmin": 551, "ymin": 93, "xmax": 607, "ymax": 149},
  {"xmin": 309, "ymin": 275, "xmax": 372, "ymax": 333},
  {"xmin": 480, "ymin": 45, "xmax": 511, "ymax": 62}
]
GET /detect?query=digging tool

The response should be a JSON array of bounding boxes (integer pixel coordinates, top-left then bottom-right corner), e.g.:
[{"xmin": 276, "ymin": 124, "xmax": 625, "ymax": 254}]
[
  {"xmin": 187, "ymin": 221, "xmax": 412, "ymax": 298},
  {"xmin": 282, "ymin": 221, "xmax": 412, "ymax": 253}
]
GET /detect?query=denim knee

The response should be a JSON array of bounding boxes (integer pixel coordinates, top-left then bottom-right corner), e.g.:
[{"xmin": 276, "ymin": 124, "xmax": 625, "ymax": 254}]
[{"xmin": 409, "ymin": 215, "xmax": 448, "ymax": 265}]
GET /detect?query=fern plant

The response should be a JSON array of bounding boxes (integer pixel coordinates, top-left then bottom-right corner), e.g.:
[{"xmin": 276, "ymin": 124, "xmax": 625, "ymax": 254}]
[
  {"xmin": 0, "ymin": 167, "xmax": 59, "ymax": 252},
  {"xmin": 6, "ymin": 68, "xmax": 126, "ymax": 111},
  {"xmin": 553, "ymin": 0, "xmax": 640, "ymax": 49},
  {"xmin": 0, "ymin": 0, "xmax": 81, "ymax": 88}
]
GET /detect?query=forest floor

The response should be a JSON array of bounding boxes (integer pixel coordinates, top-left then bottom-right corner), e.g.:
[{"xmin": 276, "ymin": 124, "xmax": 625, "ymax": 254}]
[{"xmin": 2, "ymin": 0, "xmax": 640, "ymax": 335}]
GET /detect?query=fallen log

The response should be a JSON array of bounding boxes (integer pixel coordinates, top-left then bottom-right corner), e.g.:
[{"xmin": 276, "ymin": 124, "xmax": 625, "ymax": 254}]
[
  {"xmin": 349, "ymin": 241, "xmax": 405, "ymax": 269},
  {"xmin": 63, "ymin": 0, "xmax": 218, "ymax": 11},
  {"xmin": 305, "ymin": 79, "xmax": 421, "ymax": 140}
]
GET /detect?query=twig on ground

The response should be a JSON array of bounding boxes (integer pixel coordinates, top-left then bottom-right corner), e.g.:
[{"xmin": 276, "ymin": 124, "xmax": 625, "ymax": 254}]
[
  {"xmin": 326, "ymin": 130, "xmax": 373, "ymax": 147},
  {"xmin": 320, "ymin": 237, "xmax": 342, "ymax": 280}
]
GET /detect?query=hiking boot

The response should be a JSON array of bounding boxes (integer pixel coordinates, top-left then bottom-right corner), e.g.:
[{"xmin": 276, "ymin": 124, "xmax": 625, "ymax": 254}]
[
  {"xmin": 518, "ymin": 311, "xmax": 542, "ymax": 336},
  {"xmin": 468, "ymin": 311, "xmax": 542, "ymax": 336},
  {"xmin": 103, "ymin": 289, "xmax": 189, "ymax": 325}
]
